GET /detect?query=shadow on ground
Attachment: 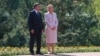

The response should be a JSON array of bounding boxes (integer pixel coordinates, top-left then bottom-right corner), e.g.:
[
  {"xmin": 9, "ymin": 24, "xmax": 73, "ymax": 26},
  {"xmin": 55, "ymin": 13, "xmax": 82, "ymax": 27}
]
[
  {"xmin": 16, "ymin": 53, "xmax": 75, "ymax": 56},
  {"xmin": 44, "ymin": 54, "xmax": 75, "ymax": 56}
]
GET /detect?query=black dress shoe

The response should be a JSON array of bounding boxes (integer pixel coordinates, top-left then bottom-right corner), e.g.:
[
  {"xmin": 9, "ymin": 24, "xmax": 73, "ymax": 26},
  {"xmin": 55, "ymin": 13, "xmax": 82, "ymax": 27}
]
[
  {"xmin": 36, "ymin": 52, "xmax": 43, "ymax": 55},
  {"xmin": 30, "ymin": 52, "xmax": 34, "ymax": 55}
]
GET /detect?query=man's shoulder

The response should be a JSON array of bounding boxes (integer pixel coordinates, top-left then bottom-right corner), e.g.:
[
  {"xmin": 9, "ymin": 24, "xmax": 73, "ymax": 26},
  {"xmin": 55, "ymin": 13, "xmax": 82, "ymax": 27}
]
[{"xmin": 30, "ymin": 10, "xmax": 35, "ymax": 13}]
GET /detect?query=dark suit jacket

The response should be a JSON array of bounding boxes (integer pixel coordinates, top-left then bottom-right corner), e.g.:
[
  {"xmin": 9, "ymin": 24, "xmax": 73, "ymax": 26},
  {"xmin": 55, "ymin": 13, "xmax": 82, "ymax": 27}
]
[{"xmin": 28, "ymin": 10, "xmax": 44, "ymax": 31}]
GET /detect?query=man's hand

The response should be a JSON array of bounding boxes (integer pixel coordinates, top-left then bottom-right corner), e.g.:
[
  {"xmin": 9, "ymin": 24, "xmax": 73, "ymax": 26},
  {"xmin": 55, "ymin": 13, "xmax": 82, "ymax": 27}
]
[{"xmin": 31, "ymin": 29, "xmax": 34, "ymax": 34}]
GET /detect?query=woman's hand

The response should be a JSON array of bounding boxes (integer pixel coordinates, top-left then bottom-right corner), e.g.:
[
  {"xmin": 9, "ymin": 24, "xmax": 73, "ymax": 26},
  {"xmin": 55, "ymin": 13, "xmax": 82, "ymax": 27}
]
[{"xmin": 52, "ymin": 27, "xmax": 56, "ymax": 30}]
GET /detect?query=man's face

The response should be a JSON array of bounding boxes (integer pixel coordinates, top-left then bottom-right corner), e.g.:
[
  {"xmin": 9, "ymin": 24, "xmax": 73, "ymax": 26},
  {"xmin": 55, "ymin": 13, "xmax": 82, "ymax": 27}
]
[{"xmin": 35, "ymin": 5, "xmax": 41, "ymax": 11}]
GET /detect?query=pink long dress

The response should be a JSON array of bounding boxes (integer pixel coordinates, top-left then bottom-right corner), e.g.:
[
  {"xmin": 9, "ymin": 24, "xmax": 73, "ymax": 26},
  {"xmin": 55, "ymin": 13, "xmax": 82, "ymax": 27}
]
[{"xmin": 44, "ymin": 12, "xmax": 58, "ymax": 43}]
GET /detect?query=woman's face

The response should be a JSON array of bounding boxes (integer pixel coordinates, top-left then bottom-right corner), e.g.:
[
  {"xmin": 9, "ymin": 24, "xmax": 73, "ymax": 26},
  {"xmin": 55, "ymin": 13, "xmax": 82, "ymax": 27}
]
[{"xmin": 48, "ymin": 6, "xmax": 54, "ymax": 12}]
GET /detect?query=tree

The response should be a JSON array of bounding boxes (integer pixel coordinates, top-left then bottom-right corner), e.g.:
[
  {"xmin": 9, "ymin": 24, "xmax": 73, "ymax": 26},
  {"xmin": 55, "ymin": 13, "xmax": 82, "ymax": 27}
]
[{"xmin": 0, "ymin": 0, "xmax": 100, "ymax": 47}]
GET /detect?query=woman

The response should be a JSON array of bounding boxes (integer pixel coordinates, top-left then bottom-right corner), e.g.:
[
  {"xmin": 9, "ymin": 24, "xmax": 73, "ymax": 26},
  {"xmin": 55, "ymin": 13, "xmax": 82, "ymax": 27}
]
[{"xmin": 44, "ymin": 4, "xmax": 58, "ymax": 54}]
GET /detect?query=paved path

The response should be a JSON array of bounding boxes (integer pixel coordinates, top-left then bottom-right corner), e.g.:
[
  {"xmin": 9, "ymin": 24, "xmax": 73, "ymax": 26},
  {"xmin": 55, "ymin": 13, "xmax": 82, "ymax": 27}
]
[
  {"xmin": 17, "ymin": 52, "xmax": 100, "ymax": 56},
  {"xmin": 59, "ymin": 52, "xmax": 100, "ymax": 56}
]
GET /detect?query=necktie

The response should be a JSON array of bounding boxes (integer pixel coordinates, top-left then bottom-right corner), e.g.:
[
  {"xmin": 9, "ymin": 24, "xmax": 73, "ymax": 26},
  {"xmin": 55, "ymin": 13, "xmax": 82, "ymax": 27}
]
[
  {"xmin": 37, "ymin": 12, "xmax": 40, "ymax": 18},
  {"xmin": 37, "ymin": 12, "xmax": 40, "ymax": 16}
]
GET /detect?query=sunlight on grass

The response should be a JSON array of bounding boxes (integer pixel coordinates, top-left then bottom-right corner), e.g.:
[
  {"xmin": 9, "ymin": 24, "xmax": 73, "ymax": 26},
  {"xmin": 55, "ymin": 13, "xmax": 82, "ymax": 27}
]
[{"xmin": 0, "ymin": 46, "xmax": 100, "ymax": 56}]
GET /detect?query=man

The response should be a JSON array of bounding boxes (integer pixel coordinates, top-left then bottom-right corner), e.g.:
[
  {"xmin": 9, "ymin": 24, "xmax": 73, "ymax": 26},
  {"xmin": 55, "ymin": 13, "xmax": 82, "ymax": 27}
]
[{"xmin": 28, "ymin": 3, "xmax": 44, "ymax": 55}]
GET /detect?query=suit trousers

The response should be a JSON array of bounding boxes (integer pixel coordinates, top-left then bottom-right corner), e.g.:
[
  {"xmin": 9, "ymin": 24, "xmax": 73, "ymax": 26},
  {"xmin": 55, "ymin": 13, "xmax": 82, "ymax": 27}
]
[{"xmin": 29, "ymin": 28, "xmax": 42, "ymax": 53}]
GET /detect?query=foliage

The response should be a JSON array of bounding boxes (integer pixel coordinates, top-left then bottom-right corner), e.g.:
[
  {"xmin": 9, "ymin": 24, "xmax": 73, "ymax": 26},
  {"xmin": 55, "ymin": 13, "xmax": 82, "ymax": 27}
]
[{"xmin": 0, "ymin": 0, "xmax": 100, "ymax": 46}]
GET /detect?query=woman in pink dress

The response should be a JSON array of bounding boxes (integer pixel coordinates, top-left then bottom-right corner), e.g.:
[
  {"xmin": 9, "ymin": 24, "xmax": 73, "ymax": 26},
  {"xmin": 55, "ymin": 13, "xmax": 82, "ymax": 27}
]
[{"xmin": 44, "ymin": 4, "xmax": 58, "ymax": 54}]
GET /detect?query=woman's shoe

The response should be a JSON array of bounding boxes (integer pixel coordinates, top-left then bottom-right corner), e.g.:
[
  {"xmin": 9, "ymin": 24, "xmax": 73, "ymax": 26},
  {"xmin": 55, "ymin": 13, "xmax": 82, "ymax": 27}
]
[
  {"xmin": 51, "ymin": 52, "xmax": 57, "ymax": 55},
  {"xmin": 48, "ymin": 52, "xmax": 52, "ymax": 54}
]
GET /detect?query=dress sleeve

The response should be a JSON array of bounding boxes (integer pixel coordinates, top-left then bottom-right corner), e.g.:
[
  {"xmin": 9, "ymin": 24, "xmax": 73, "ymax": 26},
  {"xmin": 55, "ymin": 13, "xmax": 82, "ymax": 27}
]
[
  {"xmin": 44, "ymin": 14, "xmax": 53, "ymax": 28},
  {"xmin": 55, "ymin": 13, "xmax": 58, "ymax": 27}
]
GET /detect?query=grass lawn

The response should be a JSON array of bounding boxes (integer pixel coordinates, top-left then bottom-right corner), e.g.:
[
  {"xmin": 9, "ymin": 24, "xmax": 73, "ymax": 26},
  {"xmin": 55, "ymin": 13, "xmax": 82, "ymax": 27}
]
[{"xmin": 0, "ymin": 46, "xmax": 100, "ymax": 56}]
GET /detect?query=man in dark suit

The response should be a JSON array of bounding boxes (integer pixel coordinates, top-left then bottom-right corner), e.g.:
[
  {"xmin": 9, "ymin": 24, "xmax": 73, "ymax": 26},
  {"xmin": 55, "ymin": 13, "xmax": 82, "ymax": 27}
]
[{"xmin": 28, "ymin": 3, "xmax": 44, "ymax": 55}]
